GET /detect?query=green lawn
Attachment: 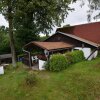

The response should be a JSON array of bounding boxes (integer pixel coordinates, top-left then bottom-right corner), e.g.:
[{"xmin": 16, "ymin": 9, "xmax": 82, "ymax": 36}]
[{"xmin": 0, "ymin": 58, "xmax": 100, "ymax": 100}]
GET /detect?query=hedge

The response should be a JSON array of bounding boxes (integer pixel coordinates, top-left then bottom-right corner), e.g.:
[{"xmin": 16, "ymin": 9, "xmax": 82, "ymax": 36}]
[
  {"xmin": 45, "ymin": 50, "xmax": 85, "ymax": 72},
  {"xmin": 65, "ymin": 50, "xmax": 85, "ymax": 64},
  {"xmin": 45, "ymin": 54, "xmax": 68, "ymax": 72}
]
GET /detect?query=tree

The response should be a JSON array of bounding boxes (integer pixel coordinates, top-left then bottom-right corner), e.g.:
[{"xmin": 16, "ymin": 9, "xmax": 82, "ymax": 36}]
[
  {"xmin": 13, "ymin": 0, "xmax": 73, "ymax": 36},
  {"xmin": 80, "ymin": 0, "xmax": 100, "ymax": 22},
  {"xmin": 0, "ymin": 26, "xmax": 10, "ymax": 54},
  {"xmin": 63, "ymin": 24, "xmax": 70, "ymax": 28},
  {"xmin": 13, "ymin": 0, "xmax": 74, "ymax": 54},
  {"xmin": 0, "ymin": 0, "xmax": 17, "ymax": 67},
  {"xmin": 86, "ymin": 0, "xmax": 100, "ymax": 22},
  {"xmin": 15, "ymin": 31, "xmax": 40, "ymax": 54}
]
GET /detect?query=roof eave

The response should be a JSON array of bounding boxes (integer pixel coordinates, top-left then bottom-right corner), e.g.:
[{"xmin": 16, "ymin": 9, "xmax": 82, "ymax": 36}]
[{"xmin": 48, "ymin": 46, "xmax": 74, "ymax": 52}]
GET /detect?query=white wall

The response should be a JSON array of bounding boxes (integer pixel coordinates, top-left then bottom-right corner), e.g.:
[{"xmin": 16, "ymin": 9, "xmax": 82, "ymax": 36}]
[
  {"xmin": 74, "ymin": 47, "xmax": 98, "ymax": 60},
  {"xmin": 39, "ymin": 60, "xmax": 46, "ymax": 70}
]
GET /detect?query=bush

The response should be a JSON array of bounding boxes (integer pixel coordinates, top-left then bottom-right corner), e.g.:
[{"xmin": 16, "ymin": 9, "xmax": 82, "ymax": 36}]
[
  {"xmin": 45, "ymin": 54, "xmax": 68, "ymax": 72},
  {"xmin": 25, "ymin": 72, "xmax": 37, "ymax": 86},
  {"xmin": 65, "ymin": 50, "xmax": 85, "ymax": 64},
  {"xmin": 64, "ymin": 52, "xmax": 73, "ymax": 64}
]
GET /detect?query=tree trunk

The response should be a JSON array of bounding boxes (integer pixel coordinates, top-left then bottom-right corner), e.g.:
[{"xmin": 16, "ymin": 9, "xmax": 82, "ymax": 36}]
[
  {"xmin": 8, "ymin": 18, "xmax": 16, "ymax": 67},
  {"xmin": 8, "ymin": 2, "xmax": 16, "ymax": 67}
]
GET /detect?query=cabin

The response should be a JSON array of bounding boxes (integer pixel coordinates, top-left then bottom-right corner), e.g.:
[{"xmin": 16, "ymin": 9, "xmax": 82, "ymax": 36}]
[
  {"xmin": 23, "ymin": 22, "xmax": 100, "ymax": 70},
  {"xmin": 0, "ymin": 54, "xmax": 12, "ymax": 65}
]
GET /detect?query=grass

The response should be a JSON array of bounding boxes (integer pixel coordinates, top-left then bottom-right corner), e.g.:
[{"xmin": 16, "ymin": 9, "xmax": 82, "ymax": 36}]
[{"xmin": 0, "ymin": 58, "xmax": 100, "ymax": 100}]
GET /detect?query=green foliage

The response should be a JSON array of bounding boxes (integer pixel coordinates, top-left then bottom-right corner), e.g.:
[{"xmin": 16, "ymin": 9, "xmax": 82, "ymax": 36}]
[
  {"xmin": 64, "ymin": 52, "xmax": 73, "ymax": 64},
  {"xmin": 15, "ymin": 31, "xmax": 40, "ymax": 54},
  {"xmin": 63, "ymin": 24, "xmax": 70, "ymax": 28},
  {"xmin": 39, "ymin": 36, "xmax": 49, "ymax": 41},
  {"xmin": 46, "ymin": 51, "xmax": 85, "ymax": 72},
  {"xmin": 65, "ymin": 50, "xmax": 85, "ymax": 64},
  {"xmin": 0, "ymin": 0, "xmax": 18, "ymax": 67},
  {"xmin": 12, "ymin": 0, "xmax": 73, "ymax": 53},
  {"xmin": 46, "ymin": 54, "xmax": 68, "ymax": 72},
  {"xmin": 13, "ymin": 0, "xmax": 73, "ymax": 36},
  {"xmin": 0, "ymin": 26, "xmax": 10, "ymax": 54},
  {"xmin": 25, "ymin": 72, "xmax": 37, "ymax": 86}
]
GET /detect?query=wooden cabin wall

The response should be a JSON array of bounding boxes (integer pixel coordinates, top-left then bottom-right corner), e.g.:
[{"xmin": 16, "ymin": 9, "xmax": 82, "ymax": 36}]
[{"xmin": 45, "ymin": 33, "xmax": 96, "ymax": 49}]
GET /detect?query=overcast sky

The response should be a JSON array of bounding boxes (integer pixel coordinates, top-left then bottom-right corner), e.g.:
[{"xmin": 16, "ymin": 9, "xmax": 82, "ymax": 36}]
[
  {"xmin": 0, "ymin": 0, "xmax": 100, "ymax": 29},
  {"xmin": 63, "ymin": 0, "xmax": 100, "ymax": 25}
]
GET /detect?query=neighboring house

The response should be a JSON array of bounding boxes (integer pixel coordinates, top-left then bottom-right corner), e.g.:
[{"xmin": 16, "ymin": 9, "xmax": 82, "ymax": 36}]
[
  {"xmin": 0, "ymin": 54, "xmax": 12, "ymax": 65},
  {"xmin": 24, "ymin": 22, "xmax": 100, "ymax": 69}
]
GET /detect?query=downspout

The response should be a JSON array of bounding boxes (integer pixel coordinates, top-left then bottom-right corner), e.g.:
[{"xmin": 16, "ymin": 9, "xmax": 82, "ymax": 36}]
[
  {"xmin": 87, "ymin": 46, "xmax": 99, "ymax": 60},
  {"xmin": 22, "ymin": 48, "xmax": 31, "ymax": 67},
  {"xmin": 44, "ymin": 50, "xmax": 49, "ymax": 61}
]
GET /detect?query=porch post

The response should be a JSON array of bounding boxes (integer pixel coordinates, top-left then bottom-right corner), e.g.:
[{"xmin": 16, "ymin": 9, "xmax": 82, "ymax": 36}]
[{"xmin": 29, "ymin": 52, "xmax": 32, "ymax": 67}]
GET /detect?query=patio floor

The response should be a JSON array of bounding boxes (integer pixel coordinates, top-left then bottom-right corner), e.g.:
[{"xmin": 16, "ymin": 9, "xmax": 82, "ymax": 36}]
[{"xmin": 31, "ymin": 64, "xmax": 39, "ymax": 70}]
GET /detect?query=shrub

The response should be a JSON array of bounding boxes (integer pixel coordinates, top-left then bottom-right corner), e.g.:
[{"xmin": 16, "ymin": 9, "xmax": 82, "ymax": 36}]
[
  {"xmin": 64, "ymin": 52, "xmax": 73, "ymax": 64},
  {"xmin": 25, "ymin": 72, "xmax": 37, "ymax": 86},
  {"xmin": 44, "ymin": 61, "xmax": 49, "ymax": 70},
  {"xmin": 65, "ymin": 50, "xmax": 85, "ymax": 64},
  {"xmin": 45, "ymin": 54, "xmax": 68, "ymax": 72}
]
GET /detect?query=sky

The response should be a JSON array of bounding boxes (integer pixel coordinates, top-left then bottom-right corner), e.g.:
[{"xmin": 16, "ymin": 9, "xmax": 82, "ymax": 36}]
[
  {"xmin": 0, "ymin": 14, "xmax": 8, "ymax": 27},
  {"xmin": 63, "ymin": 0, "xmax": 100, "ymax": 25},
  {"xmin": 0, "ymin": 0, "xmax": 100, "ymax": 31}
]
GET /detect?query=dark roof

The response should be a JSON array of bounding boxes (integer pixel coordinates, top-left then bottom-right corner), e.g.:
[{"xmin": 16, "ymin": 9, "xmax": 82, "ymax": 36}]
[
  {"xmin": 57, "ymin": 22, "xmax": 100, "ymax": 45},
  {"xmin": 25, "ymin": 41, "xmax": 73, "ymax": 51},
  {"xmin": 0, "ymin": 54, "xmax": 12, "ymax": 59}
]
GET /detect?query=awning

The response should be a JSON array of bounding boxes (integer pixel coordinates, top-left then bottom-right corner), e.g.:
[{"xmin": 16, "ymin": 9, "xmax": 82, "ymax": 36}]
[{"xmin": 24, "ymin": 41, "xmax": 74, "ymax": 51}]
